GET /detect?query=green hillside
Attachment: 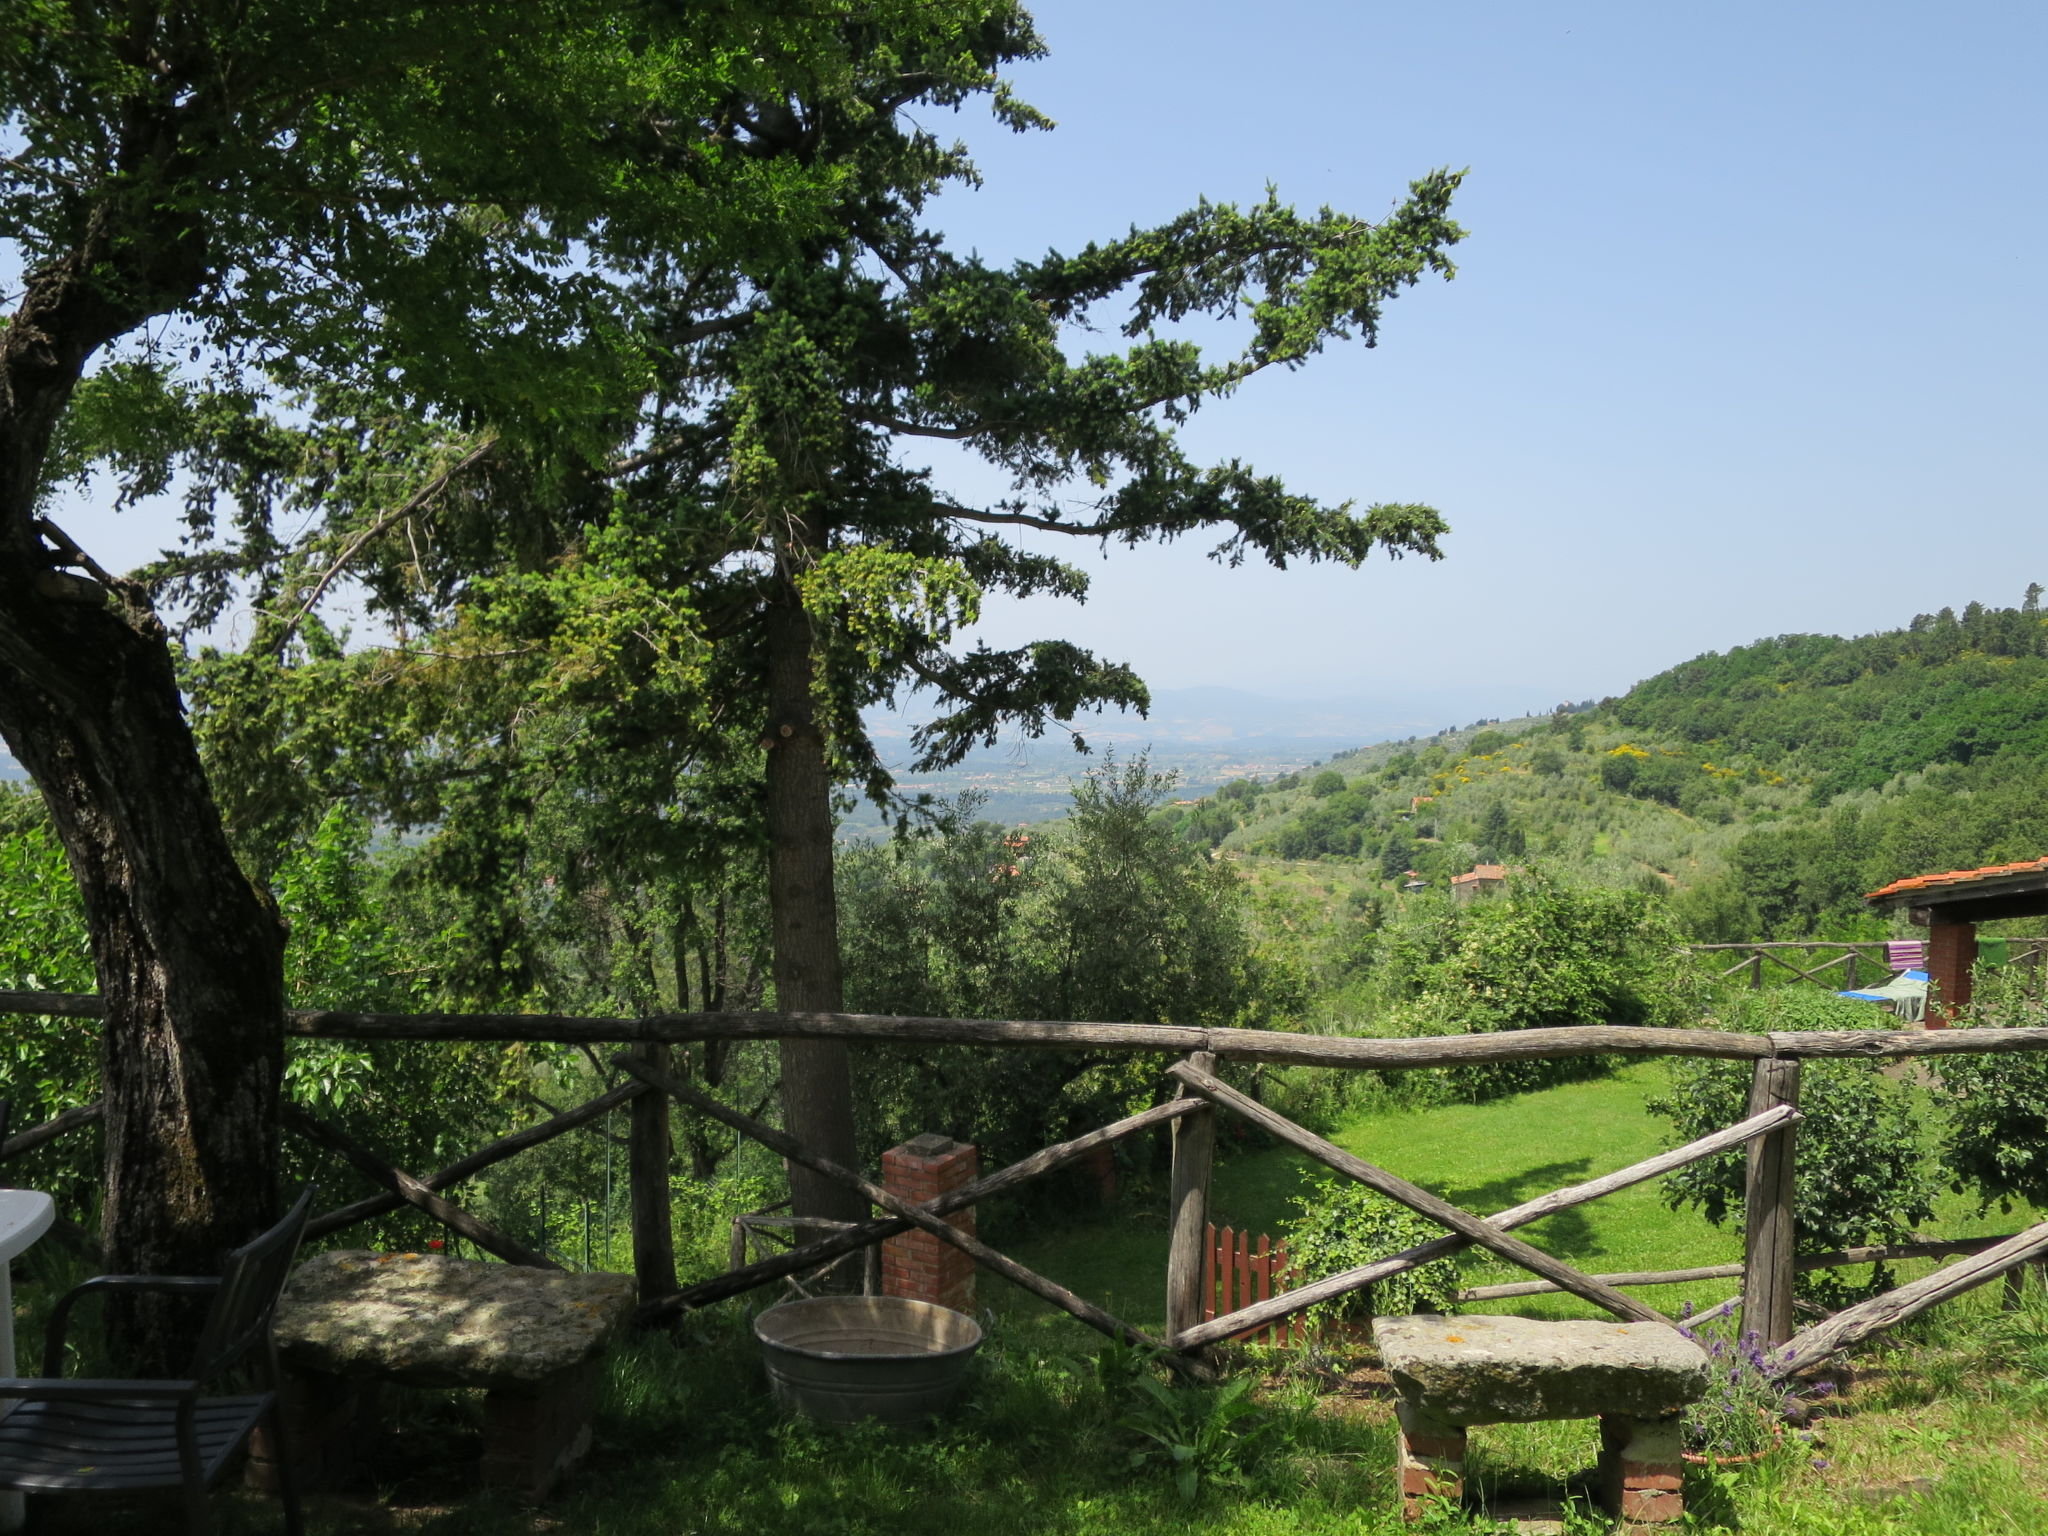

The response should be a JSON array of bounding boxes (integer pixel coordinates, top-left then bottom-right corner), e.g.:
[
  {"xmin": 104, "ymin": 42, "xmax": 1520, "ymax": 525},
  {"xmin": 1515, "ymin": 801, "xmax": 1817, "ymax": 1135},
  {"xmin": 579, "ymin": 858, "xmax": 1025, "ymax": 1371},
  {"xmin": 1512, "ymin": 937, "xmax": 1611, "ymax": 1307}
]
[{"xmin": 1159, "ymin": 588, "xmax": 2048, "ymax": 942}]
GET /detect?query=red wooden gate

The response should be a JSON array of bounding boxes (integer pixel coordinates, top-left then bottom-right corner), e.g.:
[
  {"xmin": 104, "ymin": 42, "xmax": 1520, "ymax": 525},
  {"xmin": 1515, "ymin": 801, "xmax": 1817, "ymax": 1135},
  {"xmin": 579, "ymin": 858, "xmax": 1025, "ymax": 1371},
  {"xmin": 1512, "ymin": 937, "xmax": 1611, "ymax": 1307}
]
[{"xmin": 1202, "ymin": 1224, "xmax": 1301, "ymax": 1345}]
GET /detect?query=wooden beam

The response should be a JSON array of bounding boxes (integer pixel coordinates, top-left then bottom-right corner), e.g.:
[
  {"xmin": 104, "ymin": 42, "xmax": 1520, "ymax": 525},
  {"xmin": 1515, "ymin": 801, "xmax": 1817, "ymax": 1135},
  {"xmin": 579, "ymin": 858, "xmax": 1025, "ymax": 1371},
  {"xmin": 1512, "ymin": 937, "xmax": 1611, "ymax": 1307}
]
[
  {"xmin": 1164, "ymin": 1052, "xmax": 1218, "ymax": 1343},
  {"xmin": 1742, "ymin": 1059, "xmax": 1801, "ymax": 1347},
  {"xmin": 0, "ymin": 1100, "xmax": 102, "ymax": 1160},
  {"xmin": 1163, "ymin": 1060, "xmax": 1668, "ymax": 1326},
  {"xmin": 1172, "ymin": 1102, "xmax": 1797, "ymax": 1348},
  {"xmin": 283, "ymin": 1103, "xmax": 560, "ymax": 1269},
  {"xmin": 1880, "ymin": 891, "xmax": 2048, "ymax": 925},
  {"xmin": 1459, "ymin": 1234, "xmax": 2026, "ymax": 1302},
  {"xmin": 8, "ymin": 988, "xmax": 2048, "ymax": 1067},
  {"xmin": 1462, "ymin": 1263, "xmax": 1747, "ymax": 1299},
  {"xmin": 306, "ymin": 1080, "xmax": 648, "ymax": 1239},
  {"xmin": 1773, "ymin": 1219, "xmax": 2048, "ymax": 1378},
  {"xmin": 627, "ymin": 1044, "xmax": 677, "ymax": 1303}
]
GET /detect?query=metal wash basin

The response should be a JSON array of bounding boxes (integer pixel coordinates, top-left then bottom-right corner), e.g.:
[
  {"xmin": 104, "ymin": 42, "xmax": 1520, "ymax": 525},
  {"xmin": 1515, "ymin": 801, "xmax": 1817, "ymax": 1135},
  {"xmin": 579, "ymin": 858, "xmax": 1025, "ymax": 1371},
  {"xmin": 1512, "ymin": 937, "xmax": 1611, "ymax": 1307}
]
[{"xmin": 753, "ymin": 1296, "xmax": 983, "ymax": 1426}]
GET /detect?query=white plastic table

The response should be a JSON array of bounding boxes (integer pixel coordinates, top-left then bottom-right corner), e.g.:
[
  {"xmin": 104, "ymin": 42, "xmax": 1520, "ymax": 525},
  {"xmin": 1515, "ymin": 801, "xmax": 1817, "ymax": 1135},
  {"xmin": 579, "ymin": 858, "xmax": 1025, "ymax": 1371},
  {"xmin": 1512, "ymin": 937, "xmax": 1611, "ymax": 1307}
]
[{"xmin": 0, "ymin": 1190, "xmax": 56, "ymax": 1533}]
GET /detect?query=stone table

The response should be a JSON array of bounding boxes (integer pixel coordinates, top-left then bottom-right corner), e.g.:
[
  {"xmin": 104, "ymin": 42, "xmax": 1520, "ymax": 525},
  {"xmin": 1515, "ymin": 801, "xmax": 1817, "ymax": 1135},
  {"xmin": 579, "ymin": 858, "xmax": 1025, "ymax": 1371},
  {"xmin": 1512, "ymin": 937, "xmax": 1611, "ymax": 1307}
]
[
  {"xmin": 267, "ymin": 1251, "xmax": 635, "ymax": 1498},
  {"xmin": 1374, "ymin": 1314, "xmax": 1710, "ymax": 1529}
]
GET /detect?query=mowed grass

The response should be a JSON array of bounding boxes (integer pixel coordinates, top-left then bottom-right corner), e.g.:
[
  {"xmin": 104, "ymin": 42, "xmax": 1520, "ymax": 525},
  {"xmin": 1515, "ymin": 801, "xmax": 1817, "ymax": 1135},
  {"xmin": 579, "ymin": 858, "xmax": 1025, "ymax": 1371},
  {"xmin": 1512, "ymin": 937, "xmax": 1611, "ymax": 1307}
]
[{"xmin": 990, "ymin": 1060, "xmax": 2034, "ymax": 1344}]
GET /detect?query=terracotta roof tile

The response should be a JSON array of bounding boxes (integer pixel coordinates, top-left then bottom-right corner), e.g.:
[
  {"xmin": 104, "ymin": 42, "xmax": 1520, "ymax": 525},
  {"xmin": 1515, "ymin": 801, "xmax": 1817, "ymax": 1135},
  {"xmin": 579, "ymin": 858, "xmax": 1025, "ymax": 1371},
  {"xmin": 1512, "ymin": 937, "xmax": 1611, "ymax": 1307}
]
[{"xmin": 1865, "ymin": 856, "xmax": 2048, "ymax": 902}]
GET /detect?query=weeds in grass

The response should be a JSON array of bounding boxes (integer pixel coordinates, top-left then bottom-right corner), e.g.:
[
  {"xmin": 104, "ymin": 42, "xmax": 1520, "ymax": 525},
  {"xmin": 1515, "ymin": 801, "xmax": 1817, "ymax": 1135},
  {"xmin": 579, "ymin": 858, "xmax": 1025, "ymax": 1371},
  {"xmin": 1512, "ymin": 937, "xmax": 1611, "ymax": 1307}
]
[{"xmin": 1120, "ymin": 1373, "xmax": 1281, "ymax": 1501}]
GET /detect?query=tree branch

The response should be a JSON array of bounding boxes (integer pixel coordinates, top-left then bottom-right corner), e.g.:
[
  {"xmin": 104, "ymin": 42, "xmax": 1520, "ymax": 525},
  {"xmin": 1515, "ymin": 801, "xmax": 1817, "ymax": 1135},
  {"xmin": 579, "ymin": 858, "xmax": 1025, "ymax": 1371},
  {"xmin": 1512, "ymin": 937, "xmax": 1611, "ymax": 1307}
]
[
  {"xmin": 934, "ymin": 501, "xmax": 1118, "ymax": 537},
  {"xmin": 273, "ymin": 432, "xmax": 498, "ymax": 651}
]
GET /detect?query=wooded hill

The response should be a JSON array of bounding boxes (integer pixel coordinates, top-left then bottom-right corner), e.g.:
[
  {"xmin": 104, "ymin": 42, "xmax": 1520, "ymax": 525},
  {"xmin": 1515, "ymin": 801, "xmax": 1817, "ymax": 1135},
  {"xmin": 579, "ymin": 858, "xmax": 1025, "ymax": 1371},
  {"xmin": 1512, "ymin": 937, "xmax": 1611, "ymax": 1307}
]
[{"xmin": 1158, "ymin": 589, "xmax": 2048, "ymax": 942}]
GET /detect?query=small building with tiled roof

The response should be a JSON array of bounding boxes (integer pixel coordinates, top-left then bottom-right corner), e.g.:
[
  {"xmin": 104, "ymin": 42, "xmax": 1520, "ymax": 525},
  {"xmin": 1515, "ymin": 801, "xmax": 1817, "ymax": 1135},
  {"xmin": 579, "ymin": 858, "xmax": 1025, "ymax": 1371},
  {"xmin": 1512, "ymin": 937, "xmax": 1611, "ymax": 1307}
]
[
  {"xmin": 1864, "ymin": 856, "xmax": 2048, "ymax": 1023},
  {"xmin": 1450, "ymin": 864, "xmax": 1508, "ymax": 904}
]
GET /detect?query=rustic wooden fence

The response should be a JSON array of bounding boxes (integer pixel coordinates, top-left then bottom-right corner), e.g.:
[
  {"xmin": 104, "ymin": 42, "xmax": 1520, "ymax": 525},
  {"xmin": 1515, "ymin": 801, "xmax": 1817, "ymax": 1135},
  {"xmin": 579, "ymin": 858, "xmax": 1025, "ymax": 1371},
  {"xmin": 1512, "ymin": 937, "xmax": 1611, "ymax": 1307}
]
[
  {"xmin": 9, "ymin": 986, "xmax": 2048, "ymax": 1381},
  {"xmin": 1684, "ymin": 937, "xmax": 2048, "ymax": 992}
]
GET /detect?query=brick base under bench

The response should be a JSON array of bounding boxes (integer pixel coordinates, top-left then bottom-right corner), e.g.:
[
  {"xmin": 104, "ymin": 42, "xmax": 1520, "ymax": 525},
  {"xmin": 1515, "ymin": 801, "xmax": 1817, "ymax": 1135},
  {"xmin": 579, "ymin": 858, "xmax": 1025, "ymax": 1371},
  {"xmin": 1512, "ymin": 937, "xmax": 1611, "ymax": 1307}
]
[
  {"xmin": 1376, "ymin": 1314, "xmax": 1711, "ymax": 1530},
  {"xmin": 261, "ymin": 1251, "xmax": 635, "ymax": 1500}
]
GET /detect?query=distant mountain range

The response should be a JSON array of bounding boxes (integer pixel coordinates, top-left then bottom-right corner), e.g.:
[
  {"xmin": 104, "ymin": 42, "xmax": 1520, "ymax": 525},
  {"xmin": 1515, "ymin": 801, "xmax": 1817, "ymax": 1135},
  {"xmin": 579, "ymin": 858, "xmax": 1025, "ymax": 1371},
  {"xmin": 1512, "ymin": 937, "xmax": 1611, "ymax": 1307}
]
[
  {"xmin": 840, "ymin": 686, "xmax": 1559, "ymax": 832},
  {"xmin": 867, "ymin": 684, "xmax": 1551, "ymax": 752}
]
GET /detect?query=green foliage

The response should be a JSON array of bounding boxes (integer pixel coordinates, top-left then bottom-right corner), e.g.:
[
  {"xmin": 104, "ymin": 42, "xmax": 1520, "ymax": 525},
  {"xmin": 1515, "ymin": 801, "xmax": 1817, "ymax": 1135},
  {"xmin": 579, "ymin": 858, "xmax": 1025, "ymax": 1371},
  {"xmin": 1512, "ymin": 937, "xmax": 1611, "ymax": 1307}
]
[
  {"xmin": 1368, "ymin": 870, "xmax": 1696, "ymax": 1098},
  {"xmin": 1936, "ymin": 1047, "xmax": 2048, "ymax": 1215},
  {"xmin": 0, "ymin": 791, "xmax": 100, "ymax": 1209},
  {"xmin": 842, "ymin": 760, "xmax": 1304, "ymax": 1170},
  {"xmin": 1281, "ymin": 1176, "xmax": 1462, "ymax": 1322},
  {"xmin": 1694, "ymin": 755, "xmax": 2048, "ymax": 939},
  {"xmin": 1648, "ymin": 991, "xmax": 1938, "ymax": 1294},
  {"xmin": 1933, "ymin": 979, "xmax": 2048, "ymax": 1214},
  {"xmin": 1119, "ymin": 1374, "xmax": 1280, "ymax": 1502},
  {"xmin": 1309, "ymin": 770, "xmax": 1346, "ymax": 798}
]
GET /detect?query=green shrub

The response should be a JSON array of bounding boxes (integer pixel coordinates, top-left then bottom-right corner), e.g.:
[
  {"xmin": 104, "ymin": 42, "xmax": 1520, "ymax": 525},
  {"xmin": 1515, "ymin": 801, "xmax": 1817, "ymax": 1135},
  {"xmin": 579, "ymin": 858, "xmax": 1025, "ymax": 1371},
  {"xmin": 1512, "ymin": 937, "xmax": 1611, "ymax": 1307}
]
[
  {"xmin": 1281, "ymin": 1175, "xmax": 1462, "ymax": 1323},
  {"xmin": 1934, "ymin": 972, "xmax": 2048, "ymax": 1213},
  {"xmin": 1648, "ymin": 990, "xmax": 1937, "ymax": 1301},
  {"xmin": 1365, "ymin": 868, "xmax": 1697, "ymax": 1100}
]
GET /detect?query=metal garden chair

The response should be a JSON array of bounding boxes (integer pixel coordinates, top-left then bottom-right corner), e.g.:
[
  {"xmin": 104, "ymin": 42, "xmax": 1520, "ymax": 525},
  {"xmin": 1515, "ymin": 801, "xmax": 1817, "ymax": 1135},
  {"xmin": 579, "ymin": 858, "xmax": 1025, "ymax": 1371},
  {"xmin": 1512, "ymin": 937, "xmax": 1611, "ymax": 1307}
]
[{"xmin": 0, "ymin": 1187, "xmax": 314, "ymax": 1534}]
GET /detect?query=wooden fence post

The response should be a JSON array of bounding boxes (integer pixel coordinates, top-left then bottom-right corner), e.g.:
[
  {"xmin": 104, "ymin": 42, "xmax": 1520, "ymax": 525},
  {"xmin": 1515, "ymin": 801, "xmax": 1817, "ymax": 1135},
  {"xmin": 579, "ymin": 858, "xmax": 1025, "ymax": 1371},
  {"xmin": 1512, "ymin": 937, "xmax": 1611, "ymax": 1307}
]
[
  {"xmin": 1166, "ymin": 1051, "xmax": 1218, "ymax": 1343},
  {"xmin": 628, "ymin": 1043, "xmax": 678, "ymax": 1301},
  {"xmin": 1742, "ymin": 1058, "xmax": 1801, "ymax": 1348},
  {"xmin": 1843, "ymin": 950, "xmax": 1859, "ymax": 989},
  {"xmin": 1750, "ymin": 953, "xmax": 1764, "ymax": 990}
]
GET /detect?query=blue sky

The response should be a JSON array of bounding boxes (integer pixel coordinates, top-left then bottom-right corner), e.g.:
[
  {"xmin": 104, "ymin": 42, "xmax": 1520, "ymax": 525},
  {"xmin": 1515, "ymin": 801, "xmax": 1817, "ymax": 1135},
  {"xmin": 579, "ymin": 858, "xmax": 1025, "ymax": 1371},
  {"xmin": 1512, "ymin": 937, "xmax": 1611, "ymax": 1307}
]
[
  {"xmin": 901, "ymin": 0, "xmax": 2048, "ymax": 712},
  {"xmin": 40, "ymin": 1, "xmax": 2048, "ymax": 726}
]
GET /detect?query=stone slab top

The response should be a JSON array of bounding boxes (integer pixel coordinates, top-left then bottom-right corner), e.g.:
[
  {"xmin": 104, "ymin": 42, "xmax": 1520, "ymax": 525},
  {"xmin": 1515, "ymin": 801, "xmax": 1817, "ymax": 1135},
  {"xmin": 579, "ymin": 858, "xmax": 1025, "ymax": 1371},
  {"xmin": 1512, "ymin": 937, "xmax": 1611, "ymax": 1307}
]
[
  {"xmin": 275, "ymin": 1251, "xmax": 635, "ymax": 1391},
  {"xmin": 1373, "ymin": 1313, "xmax": 1710, "ymax": 1426}
]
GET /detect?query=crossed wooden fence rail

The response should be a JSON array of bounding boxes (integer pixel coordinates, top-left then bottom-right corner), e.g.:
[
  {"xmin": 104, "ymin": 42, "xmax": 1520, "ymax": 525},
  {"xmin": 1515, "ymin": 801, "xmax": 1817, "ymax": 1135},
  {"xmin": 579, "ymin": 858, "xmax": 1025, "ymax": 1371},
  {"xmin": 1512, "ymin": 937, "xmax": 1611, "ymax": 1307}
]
[
  {"xmin": 8, "ymin": 986, "xmax": 2048, "ymax": 1381},
  {"xmin": 1684, "ymin": 937, "xmax": 2048, "ymax": 992}
]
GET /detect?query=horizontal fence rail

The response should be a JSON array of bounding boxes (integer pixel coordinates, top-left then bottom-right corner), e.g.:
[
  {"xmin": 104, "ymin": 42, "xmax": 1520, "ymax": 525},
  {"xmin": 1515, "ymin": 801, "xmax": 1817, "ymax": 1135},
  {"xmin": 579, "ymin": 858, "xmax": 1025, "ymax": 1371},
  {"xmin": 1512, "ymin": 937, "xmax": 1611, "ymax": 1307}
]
[{"xmin": 8, "ymin": 989, "xmax": 2048, "ymax": 1067}]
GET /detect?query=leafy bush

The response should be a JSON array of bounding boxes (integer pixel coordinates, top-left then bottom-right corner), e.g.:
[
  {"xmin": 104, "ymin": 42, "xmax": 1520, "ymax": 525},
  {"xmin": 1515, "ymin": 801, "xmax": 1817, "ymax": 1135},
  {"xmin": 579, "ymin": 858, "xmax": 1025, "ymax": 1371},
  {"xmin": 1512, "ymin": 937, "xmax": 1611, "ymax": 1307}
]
[
  {"xmin": 1365, "ymin": 868, "xmax": 1697, "ymax": 1099},
  {"xmin": 1282, "ymin": 1175, "xmax": 1462, "ymax": 1323},
  {"xmin": 1648, "ymin": 989, "xmax": 1938, "ymax": 1300},
  {"xmin": 1934, "ymin": 970, "xmax": 2048, "ymax": 1213}
]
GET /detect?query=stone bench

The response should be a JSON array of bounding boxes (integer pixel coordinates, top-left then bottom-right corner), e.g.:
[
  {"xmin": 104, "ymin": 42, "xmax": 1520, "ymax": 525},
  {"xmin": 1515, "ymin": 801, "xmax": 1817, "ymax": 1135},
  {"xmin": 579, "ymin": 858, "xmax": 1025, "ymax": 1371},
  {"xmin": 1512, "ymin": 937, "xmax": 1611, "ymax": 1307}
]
[
  {"xmin": 261, "ymin": 1251, "xmax": 636, "ymax": 1499},
  {"xmin": 1374, "ymin": 1314, "xmax": 1710, "ymax": 1530}
]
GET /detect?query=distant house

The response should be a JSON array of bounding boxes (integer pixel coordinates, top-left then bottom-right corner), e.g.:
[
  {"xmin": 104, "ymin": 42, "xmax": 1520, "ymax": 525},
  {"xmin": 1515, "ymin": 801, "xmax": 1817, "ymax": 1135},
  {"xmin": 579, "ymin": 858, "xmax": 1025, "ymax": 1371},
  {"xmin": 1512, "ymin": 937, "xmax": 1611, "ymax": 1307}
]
[
  {"xmin": 1450, "ymin": 864, "xmax": 1508, "ymax": 904},
  {"xmin": 1400, "ymin": 878, "xmax": 1429, "ymax": 894}
]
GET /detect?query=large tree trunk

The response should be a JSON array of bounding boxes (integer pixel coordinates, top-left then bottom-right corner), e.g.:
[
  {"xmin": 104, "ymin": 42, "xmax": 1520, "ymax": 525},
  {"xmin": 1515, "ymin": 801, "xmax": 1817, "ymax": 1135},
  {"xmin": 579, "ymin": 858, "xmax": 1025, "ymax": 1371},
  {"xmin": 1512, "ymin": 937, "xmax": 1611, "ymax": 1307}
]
[
  {"xmin": 762, "ymin": 550, "xmax": 866, "ymax": 1229},
  {"xmin": 2, "ymin": 213, "xmax": 285, "ymax": 1373}
]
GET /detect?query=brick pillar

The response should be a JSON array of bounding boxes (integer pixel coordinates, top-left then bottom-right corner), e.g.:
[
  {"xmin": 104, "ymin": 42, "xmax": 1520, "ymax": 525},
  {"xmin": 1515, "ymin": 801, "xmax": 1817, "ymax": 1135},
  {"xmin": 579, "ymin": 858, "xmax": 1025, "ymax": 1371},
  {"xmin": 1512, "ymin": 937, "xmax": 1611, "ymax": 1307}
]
[
  {"xmin": 1598, "ymin": 1414, "xmax": 1685, "ymax": 1529},
  {"xmin": 880, "ymin": 1133, "xmax": 978, "ymax": 1312},
  {"xmin": 1927, "ymin": 918, "xmax": 1977, "ymax": 1027},
  {"xmin": 1394, "ymin": 1400, "xmax": 1465, "ymax": 1521}
]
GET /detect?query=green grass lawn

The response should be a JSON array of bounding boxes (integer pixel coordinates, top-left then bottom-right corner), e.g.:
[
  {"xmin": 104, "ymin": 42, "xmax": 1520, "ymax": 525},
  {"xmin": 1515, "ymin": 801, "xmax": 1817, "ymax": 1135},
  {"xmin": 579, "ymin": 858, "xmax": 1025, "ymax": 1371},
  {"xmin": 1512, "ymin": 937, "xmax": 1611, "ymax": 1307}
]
[{"xmin": 991, "ymin": 1061, "xmax": 2034, "ymax": 1346}]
